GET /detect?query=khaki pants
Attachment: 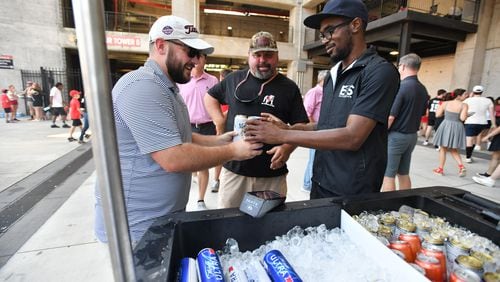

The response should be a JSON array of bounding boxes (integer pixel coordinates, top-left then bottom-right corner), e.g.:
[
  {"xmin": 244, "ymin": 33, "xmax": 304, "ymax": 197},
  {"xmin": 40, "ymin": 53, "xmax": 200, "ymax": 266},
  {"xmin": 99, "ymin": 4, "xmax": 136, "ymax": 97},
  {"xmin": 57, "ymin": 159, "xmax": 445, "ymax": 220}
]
[{"xmin": 217, "ymin": 168, "xmax": 287, "ymax": 208}]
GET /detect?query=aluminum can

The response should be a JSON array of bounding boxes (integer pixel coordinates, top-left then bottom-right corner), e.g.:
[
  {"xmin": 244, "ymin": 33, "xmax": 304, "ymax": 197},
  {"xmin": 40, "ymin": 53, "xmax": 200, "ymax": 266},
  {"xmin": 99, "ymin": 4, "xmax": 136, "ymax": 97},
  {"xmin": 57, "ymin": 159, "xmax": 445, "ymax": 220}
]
[
  {"xmin": 448, "ymin": 267, "xmax": 481, "ymax": 282},
  {"xmin": 389, "ymin": 240, "xmax": 413, "ymax": 263},
  {"xmin": 446, "ymin": 238, "xmax": 470, "ymax": 275},
  {"xmin": 409, "ymin": 263, "xmax": 426, "ymax": 276},
  {"xmin": 178, "ymin": 257, "xmax": 198, "ymax": 282},
  {"xmin": 421, "ymin": 242, "xmax": 446, "ymax": 282},
  {"xmin": 263, "ymin": 250, "xmax": 302, "ymax": 282},
  {"xmin": 380, "ymin": 213, "xmax": 396, "ymax": 239},
  {"xmin": 378, "ymin": 225, "xmax": 392, "ymax": 241},
  {"xmin": 483, "ymin": 272, "xmax": 500, "ymax": 282},
  {"xmin": 245, "ymin": 259, "xmax": 271, "ymax": 282},
  {"xmin": 228, "ymin": 265, "xmax": 248, "ymax": 282},
  {"xmin": 414, "ymin": 253, "xmax": 443, "ymax": 282},
  {"xmin": 399, "ymin": 233, "xmax": 421, "ymax": 262},
  {"xmin": 423, "ymin": 233, "xmax": 446, "ymax": 253},
  {"xmin": 393, "ymin": 220, "xmax": 416, "ymax": 242},
  {"xmin": 454, "ymin": 255, "xmax": 483, "ymax": 277},
  {"xmin": 233, "ymin": 115, "xmax": 247, "ymax": 142},
  {"xmin": 197, "ymin": 248, "xmax": 225, "ymax": 282}
]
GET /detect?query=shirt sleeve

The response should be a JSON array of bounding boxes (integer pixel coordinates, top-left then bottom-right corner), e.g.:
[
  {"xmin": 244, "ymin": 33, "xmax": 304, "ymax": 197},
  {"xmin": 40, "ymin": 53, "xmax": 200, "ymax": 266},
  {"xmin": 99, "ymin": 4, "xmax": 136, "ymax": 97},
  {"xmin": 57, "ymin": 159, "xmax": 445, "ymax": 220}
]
[
  {"xmin": 351, "ymin": 62, "xmax": 400, "ymax": 124},
  {"xmin": 114, "ymin": 78, "xmax": 184, "ymax": 155},
  {"xmin": 207, "ymin": 80, "xmax": 226, "ymax": 105}
]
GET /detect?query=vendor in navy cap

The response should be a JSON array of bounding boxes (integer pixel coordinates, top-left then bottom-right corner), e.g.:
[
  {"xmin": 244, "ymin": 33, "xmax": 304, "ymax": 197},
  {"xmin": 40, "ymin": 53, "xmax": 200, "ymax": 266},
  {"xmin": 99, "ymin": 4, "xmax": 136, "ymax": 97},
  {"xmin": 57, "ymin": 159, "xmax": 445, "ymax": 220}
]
[{"xmin": 246, "ymin": 0, "xmax": 401, "ymax": 198}]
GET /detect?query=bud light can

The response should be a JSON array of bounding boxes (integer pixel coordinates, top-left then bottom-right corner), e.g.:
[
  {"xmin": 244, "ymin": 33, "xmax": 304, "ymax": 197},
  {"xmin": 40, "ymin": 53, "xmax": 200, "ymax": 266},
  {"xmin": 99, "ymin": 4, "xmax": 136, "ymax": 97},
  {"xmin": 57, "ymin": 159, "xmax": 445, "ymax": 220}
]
[
  {"xmin": 178, "ymin": 257, "xmax": 197, "ymax": 282},
  {"xmin": 233, "ymin": 115, "xmax": 247, "ymax": 142},
  {"xmin": 197, "ymin": 248, "xmax": 225, "ymax": 282},
  {"xmin": 263, "ymin": 250, "xmax": 302, "ymax": 282}
]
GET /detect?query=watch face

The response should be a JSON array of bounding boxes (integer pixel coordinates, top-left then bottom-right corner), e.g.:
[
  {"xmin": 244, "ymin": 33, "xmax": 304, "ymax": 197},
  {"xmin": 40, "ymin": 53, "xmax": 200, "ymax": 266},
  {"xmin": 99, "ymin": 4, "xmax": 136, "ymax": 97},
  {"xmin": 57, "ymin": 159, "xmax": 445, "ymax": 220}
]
[{"xmin": 250, "ymin": 190, "xmax": 284, "ymax": 200}]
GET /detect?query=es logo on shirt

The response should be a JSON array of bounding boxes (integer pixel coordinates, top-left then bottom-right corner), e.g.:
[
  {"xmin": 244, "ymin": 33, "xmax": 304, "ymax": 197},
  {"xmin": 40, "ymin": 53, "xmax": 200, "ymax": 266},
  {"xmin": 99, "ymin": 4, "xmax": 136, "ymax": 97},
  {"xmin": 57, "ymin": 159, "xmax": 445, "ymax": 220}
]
[
  {"xmin": 261, "ymin": 95, "xmax": 275, "ymax": 107},
  {"xmin": 339, "ymin": 85, "xmax": 355, "ymax": 98}
]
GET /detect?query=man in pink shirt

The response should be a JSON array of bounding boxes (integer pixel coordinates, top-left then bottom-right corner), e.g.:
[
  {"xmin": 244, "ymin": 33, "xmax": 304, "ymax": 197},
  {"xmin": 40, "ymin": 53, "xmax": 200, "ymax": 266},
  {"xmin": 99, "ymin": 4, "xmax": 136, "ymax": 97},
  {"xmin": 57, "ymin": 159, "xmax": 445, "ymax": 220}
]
[
  {"xmin": 178, "ymin": 54, "xmax": 219, "ymax": 210},
  {"xmin": 302, "ymin": 70, "xmax": 328, "ymax": 192}
]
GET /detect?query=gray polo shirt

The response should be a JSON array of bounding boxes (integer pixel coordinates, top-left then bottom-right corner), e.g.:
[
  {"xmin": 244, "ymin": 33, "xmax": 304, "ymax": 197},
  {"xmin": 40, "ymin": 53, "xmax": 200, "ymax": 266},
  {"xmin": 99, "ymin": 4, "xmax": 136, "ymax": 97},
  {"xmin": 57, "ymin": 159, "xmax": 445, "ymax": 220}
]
[{"xmin": 95, "ymin": 59, "xmax": 192, "ymax": 242}]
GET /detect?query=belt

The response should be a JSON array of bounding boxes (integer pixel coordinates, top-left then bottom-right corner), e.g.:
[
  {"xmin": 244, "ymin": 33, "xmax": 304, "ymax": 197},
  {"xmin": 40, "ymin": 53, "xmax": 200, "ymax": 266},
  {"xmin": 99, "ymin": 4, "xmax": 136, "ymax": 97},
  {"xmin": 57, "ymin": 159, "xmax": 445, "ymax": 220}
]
[{"xmin": 191, "ymin": 122, "xmax": 213, "ymax": 129}]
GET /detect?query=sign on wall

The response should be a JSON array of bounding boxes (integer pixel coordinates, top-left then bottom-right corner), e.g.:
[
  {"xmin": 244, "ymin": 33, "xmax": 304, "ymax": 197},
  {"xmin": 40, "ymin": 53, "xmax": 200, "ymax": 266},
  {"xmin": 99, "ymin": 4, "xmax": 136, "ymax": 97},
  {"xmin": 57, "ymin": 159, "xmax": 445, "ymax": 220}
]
[
  {"xmin": 106, "ymin": 35, "xmax": 141, "ymax": 47},
  {"xmin": 0, "ymin": 55, "xmax": 14, "ymax": 69}
]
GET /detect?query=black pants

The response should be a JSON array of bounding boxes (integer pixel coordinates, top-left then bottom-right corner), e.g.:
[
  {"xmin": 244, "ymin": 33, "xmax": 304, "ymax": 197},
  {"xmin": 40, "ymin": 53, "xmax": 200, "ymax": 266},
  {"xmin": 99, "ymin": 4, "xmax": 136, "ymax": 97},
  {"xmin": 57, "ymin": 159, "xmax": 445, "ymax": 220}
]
[{"xmin": 310, "ymin": 181, "xmax": 342, "ymax": 199}]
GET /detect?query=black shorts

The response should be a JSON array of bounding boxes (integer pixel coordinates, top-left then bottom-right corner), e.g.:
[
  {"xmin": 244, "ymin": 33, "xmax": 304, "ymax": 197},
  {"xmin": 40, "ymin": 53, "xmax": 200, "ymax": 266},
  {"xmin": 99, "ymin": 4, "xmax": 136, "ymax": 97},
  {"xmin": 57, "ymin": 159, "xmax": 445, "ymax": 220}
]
[
  {"xmin": 52, "ymin": 107, "xmax": 66, "ymax": 116},
  {"xmin": 72, "ymin": 119, "xmax": 82, "ymax": 126},
  {"xmin": 427, "ymin": 113, "xmax": 437, "ymax": 126},
  {"xmin": 3, "ymin": 108, "xmax": 11, "ymax": 113},
  {"xmin": 191, "ymin": 122, "xmax": 216, "ymax": 135}
]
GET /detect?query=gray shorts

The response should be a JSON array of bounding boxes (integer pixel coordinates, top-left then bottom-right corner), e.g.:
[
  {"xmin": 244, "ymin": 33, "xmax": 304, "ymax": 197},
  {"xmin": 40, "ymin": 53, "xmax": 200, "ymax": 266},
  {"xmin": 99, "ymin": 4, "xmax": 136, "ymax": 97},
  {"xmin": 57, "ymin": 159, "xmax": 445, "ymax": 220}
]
[{"xmin": 384, "ymin": 131, "xmax": 418, "ymax": 177}]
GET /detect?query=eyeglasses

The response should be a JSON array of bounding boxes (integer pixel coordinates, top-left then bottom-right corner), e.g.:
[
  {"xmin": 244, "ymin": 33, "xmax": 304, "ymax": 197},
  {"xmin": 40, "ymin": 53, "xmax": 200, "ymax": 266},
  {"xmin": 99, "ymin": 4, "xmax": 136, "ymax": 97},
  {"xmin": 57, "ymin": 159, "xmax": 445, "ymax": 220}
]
[
  {"xmin": 233, "ymin": 70, "xmax": 278, "ymax": 103},
  {"xmin": 318, "ymin": 20, "xmax": 352, "ymax": 41},
  {"xmin": 167, "ymin": 40, "xmax": 201, "ymax": 59}
]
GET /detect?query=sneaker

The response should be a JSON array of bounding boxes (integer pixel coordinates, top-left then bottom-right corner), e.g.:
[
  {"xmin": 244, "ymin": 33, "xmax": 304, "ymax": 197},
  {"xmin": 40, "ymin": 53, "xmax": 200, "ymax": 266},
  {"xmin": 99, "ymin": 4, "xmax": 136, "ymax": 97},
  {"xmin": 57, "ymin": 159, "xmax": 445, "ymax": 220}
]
[
  {"xmin": 422, "ymin": 140, "xmax": 429, "ymax": 146},
  {"xmin": 196, "ymin": 201, "xmax": 208, "ymax": 211},
  {"xmin": 472, "ymin": 176, "xmax": 495, "ymax": 187},
  {"xmin": 62, "ymin": 124, "xmax": 70, "ymax": 128},
  {"xmin": 458, "ymin": 165, "xmax": 466, "ymax": 177},
  {"xmin": 51, "ymin": 124, "xmax": 60, "ymax": 128},
  {"xmin": 475, "ymin": 172, "xmax": 490, "ymax": 178},
  {"xmin": 435, "ymin": 146, "xmax": 440, "ymax": 151},
  {"xmin": 211, "ymin": 180, "xmax": 220, "ymax": 192},
  {"xmin": 84, "ymin": 134, "xmax": 91, "ymax": 139},
  {"xmin": 433, "ymin": 167, "xmax": 444, "ymax": 176},
  {"xmin": 68, "ymin": 137, "xmax": 77, "ymax": 142},
  {"xmin": 465, "ymin": 158, "xmax": 473, "ymax": 163}
]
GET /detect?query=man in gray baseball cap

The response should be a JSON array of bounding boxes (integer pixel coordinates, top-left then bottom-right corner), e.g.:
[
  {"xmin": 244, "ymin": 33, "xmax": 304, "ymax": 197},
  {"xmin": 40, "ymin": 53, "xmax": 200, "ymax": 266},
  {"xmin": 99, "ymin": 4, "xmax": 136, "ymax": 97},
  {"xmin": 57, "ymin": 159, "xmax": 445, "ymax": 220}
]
[{"xmin": 246, "ymin": 0, "xmax": 400, "ymax": 199}]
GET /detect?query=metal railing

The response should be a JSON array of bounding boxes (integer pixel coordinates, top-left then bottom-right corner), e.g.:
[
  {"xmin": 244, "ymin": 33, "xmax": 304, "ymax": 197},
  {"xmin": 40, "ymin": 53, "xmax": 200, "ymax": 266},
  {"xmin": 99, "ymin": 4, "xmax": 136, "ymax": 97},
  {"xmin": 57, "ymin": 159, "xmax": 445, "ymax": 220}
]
[
  {"xmin": 62, "ymin": 7, "xmax": 291, "ymax": 42},
  {"xmin": 364, "ymin": 0, "xmax": 480, "ymax": 24}
]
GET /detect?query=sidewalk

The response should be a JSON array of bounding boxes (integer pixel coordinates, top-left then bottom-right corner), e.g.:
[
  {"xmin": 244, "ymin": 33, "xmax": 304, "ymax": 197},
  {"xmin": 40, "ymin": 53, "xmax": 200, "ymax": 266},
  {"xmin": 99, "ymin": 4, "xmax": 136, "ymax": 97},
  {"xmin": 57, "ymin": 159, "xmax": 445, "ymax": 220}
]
[{"xmin": 0, "ymin": 118, "xmax": 498, "ymax": 281}]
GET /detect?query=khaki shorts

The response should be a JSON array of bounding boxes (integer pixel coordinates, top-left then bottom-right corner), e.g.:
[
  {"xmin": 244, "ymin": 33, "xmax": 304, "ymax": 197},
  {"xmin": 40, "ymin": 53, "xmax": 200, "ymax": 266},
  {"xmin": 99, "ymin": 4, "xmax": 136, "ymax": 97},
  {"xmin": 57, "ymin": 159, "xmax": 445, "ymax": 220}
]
[{"xmin": 217, "ymin": 168, "xmax": 287, "ymax": 209}]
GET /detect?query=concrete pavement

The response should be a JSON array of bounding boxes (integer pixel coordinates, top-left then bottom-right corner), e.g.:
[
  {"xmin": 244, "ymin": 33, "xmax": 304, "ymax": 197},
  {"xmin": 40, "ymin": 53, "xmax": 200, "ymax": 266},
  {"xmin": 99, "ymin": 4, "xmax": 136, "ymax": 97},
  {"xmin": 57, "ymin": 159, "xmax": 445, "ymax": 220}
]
[{"xmin": 0, "ymin": 116, "xmax": 498, "ymax": 281}]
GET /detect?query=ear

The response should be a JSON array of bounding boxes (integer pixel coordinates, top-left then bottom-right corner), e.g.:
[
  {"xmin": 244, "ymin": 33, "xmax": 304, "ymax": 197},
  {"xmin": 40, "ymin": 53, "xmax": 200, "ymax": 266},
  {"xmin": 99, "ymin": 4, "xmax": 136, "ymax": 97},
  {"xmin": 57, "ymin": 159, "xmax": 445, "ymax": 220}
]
[
  {"xmin": 154, "ymin": 39, "xmax": 168, "ymax": 55},
  {"xmin": 351, "ymin": 17, "xmax": 364, "ymax": 33}
]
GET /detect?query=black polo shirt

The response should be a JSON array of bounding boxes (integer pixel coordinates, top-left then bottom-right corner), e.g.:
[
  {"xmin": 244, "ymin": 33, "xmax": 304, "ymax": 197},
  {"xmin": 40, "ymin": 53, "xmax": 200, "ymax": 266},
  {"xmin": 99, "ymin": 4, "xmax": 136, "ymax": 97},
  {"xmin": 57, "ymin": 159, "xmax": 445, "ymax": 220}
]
[
  {"xmin": 389, "ymin": 75, "xmax": 429, "ymax": 133},
  {"xmin": 208, "ymin": 69, "xmax": 308, "ymax": 177},
  {"xmin": 313, "ymin": 48, "xmax": 400, "ymax": 196}
]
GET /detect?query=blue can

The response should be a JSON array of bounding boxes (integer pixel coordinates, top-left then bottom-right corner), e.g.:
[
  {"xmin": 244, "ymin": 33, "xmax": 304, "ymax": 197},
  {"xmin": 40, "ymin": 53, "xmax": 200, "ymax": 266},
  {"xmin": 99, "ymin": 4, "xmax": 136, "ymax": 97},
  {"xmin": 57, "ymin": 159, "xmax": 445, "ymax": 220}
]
[
  {"xmin": 263, "ymin": 250, "xmax": 302, "ymax": 282},
  {"xmin": 197, "ymin": 248, "xmax": 226, "ymax": 282},
  {"xmin": 178, "ymin": 257, "xmax": 197, "ymax": 282}
]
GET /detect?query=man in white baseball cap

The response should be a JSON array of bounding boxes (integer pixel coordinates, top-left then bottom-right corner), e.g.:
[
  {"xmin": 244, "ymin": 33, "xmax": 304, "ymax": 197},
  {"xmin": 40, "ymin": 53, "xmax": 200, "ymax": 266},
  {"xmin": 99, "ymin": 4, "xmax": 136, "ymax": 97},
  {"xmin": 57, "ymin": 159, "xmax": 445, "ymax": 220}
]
[{"xmin": 94, "ymin": 15, "xmax": 262, "ymax": 244}]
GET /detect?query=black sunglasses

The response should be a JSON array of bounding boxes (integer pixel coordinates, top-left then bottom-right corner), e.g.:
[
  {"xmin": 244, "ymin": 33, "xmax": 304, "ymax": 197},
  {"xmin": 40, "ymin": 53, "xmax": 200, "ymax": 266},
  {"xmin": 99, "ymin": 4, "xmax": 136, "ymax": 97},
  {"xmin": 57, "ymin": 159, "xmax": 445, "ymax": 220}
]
[
  {"xmin": 233, "ymin": 70, "xmax": 278, "ymax": 103},
  {"xmin": 319, "ymin": 20, "xmax": 353, "ymax": 41},
  {"xmin": 167, "ymin": 40, "xmax": 201, "ymax": 59}
]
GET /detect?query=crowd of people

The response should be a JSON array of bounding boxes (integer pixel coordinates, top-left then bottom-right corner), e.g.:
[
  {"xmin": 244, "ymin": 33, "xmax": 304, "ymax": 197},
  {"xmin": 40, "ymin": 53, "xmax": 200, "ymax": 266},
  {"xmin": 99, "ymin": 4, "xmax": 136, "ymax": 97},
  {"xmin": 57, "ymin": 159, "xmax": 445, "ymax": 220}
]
[{"xmin": 1, "ymin": 81, "xmax": 90, "ymax": 144}]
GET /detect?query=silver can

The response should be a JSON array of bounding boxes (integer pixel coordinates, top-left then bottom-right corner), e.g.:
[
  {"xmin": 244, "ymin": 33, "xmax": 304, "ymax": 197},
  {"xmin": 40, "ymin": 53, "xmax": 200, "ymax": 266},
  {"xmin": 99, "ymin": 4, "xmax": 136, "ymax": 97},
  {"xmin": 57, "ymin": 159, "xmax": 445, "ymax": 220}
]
[{"xmin": 233, "ymin": 114, "xmax": 247, "ymax": 142}]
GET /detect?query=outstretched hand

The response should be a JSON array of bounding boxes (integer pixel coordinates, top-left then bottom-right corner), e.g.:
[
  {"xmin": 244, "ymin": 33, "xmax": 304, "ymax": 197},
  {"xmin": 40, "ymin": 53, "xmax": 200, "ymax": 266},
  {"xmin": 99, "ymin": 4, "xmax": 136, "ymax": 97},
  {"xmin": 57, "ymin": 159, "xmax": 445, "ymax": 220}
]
[{"xmin": 245, "ymin": 118, "xmax": 285, "ymax": 145}]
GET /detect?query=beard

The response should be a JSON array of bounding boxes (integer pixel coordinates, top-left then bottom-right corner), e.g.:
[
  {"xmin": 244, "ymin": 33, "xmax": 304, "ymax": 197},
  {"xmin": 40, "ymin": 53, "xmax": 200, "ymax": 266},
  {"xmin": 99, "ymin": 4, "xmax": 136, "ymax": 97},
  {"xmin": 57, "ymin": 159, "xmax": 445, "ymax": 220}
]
[
  {"xmin": 252, "ymin": 63, "xmax": 275, "ymax": 80},
  {"xmin": 329, "ymin": 31, "xmax": 354, "ymax": 65},
  {"xmin": 166, "ymin": 49, "xmax": 192, "ymax": 84}
]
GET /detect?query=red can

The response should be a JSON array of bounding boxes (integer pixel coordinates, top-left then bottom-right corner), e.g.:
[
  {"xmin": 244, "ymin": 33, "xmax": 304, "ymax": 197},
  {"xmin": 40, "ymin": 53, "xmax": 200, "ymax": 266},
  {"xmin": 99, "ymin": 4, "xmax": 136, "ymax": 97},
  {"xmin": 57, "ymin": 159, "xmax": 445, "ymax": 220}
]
[
  {"xmin": 449, "ymin": 267, "xmax": 481, "ymax": 282},
  {"xmin": 414, "ymin": 253, "xmax": 443, "ymax": 282},
  {"xmin": 420, "ymin": 242, "xmax": 446, "ymax": 282},
  {"xmin": 389, "ymin": 240, "xmax": 413, "ymax": 263},
  {"xmin": 399, "ymin": 233, "xmax": 421, "ymax": 262}
]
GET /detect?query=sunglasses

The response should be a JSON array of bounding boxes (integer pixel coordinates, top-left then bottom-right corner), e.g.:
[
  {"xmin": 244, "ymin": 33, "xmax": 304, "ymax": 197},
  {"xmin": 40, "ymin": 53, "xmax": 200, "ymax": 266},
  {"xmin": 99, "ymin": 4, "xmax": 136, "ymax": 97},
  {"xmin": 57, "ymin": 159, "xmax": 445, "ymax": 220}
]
[
  {"xmin": 167, "ymin": 40, "xmax": 202, "ymax": 59},
  {"xmin": 233, "ymin": 70, "xmax": 278, "ymax": 103}
]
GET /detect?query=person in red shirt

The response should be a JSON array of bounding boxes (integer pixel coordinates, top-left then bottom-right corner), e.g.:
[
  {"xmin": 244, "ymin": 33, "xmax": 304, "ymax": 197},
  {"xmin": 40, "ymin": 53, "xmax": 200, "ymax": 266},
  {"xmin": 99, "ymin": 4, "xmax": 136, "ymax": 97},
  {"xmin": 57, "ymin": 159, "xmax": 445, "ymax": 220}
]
[
  {"xmin": 1, "ymin": 89, "xmax": 12, "ymax": 123},
  {"xmin": 67, "ymin": 90, "xmax": 83, "ymax": 142}
]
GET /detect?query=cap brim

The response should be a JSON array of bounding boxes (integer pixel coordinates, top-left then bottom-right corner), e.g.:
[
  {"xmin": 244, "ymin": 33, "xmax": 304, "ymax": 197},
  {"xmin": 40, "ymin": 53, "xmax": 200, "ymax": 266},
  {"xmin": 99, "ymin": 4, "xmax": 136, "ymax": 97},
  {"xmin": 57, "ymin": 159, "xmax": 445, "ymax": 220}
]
[
  {"xmin": 180, "ymin": 38, "xmax": 214, "ymax": 55},
  {"xmin": 250, "ymin": 48, "xmax": 278, "ymax": 53},
  {"xmin": 304, "ymin": 13, "xmax": 335, "ymax": 29}
]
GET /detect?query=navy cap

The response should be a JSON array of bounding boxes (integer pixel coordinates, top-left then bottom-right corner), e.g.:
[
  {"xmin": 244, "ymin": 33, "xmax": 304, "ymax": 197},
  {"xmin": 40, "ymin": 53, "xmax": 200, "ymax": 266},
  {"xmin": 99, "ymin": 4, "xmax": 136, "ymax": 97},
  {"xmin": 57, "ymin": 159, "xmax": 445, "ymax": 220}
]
[{"xmin": 304, "ymin": 0, "xmax": 368, "ymax": 29}]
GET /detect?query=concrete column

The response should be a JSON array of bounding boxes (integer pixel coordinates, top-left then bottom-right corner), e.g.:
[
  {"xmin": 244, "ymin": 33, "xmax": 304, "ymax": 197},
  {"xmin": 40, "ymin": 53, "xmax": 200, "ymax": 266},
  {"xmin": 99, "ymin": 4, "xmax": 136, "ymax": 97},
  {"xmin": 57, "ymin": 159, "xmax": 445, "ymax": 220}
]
[
  {"xmin": 172, "ymin": 0, "xmax": 198, "ymax": 26},
  {"xmin": 451, "ymin": 0, "xmax": 494, "ymax": 90}
]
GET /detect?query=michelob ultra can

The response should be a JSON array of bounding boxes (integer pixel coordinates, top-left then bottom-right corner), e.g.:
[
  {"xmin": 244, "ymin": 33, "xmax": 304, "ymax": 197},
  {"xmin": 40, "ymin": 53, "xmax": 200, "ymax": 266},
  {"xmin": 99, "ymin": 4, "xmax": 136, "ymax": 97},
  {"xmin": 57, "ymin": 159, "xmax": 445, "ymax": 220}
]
[
  {"xmin": 178, "ymin": 257, "xmax": 197, "ymax": 282},
  {"xmin": 263, "ymin": 250, "xmax": 302, "ymax": 282},
  {"xmin": 197, "ymin": 248, "xmax": 225, "ymax": 282}
]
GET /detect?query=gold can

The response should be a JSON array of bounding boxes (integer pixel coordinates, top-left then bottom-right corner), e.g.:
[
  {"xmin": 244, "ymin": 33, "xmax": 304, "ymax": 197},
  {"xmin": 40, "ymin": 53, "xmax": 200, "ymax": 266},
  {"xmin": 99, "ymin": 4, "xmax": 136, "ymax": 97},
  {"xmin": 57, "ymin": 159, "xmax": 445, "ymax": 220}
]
[
  {"xmin": 483, "ymin": 272, "xmax": 500, "ymax": 282},
  {"xmin": 455, "ymin": 255, "xmax": 484, "ymax": 276},
  {"xmin": 470, "ymin": 249, "xmax": 493, "ymax": 264}
]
